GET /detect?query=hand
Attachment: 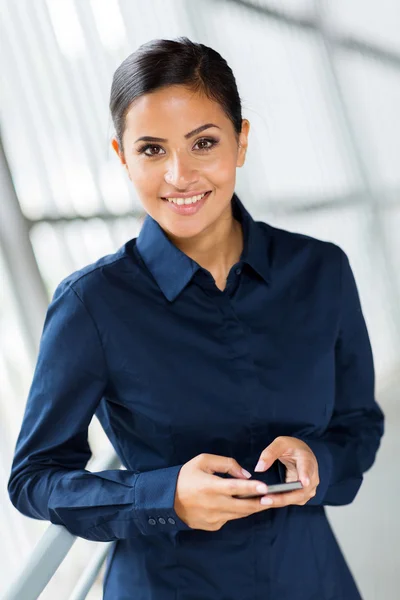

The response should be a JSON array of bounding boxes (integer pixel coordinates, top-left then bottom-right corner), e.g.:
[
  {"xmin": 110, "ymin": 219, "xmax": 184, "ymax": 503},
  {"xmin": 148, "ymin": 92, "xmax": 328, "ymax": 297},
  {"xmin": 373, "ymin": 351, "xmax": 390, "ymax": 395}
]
[
  {"xmin": 174, "ymin": 453, "xmax": 283, "ymax": 531},
  {"xmin": 254, "ymin": 436, "xmax": 319, "ymax": 508}
]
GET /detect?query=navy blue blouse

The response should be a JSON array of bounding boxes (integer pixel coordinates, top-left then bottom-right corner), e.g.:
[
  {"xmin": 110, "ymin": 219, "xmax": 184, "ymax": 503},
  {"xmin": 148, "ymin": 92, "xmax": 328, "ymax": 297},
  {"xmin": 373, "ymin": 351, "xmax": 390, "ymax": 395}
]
[{"xmin": 8, "ymin": 193, "xmax": 384, "ymax": 599}]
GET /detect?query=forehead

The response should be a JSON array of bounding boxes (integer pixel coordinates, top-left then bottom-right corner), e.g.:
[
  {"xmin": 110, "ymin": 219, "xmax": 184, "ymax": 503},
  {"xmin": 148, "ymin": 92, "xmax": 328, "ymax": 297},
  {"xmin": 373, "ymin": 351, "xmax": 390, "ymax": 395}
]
[{"xmin": 124, "ymin": 86, "xmax": 228, "ymax": 134}]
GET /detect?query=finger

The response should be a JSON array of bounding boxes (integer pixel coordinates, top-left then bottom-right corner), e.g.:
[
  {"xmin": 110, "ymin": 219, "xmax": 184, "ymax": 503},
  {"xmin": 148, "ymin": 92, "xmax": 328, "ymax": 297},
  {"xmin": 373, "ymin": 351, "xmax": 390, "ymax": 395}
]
[
  {"xmin": 199, "ymin": 454, "xmax": 252, "ymax": 479},
  {"xmin": 254, "ymin": 437, "xmax": 289, "ymax": 472},
  {"xmin": 223, "ymin": 496, "xmax": 275, "ymax": 519},
  {"xmin": 213, "ymin": 476, "xmax": 270, "ymax": 498},
  {"xmin": 295, "ymin": 458, "xmax": 314, "ymax": 488},
  {"xmin": 258, "ymin": 489, "xmax": 310, "ymax": 508}
]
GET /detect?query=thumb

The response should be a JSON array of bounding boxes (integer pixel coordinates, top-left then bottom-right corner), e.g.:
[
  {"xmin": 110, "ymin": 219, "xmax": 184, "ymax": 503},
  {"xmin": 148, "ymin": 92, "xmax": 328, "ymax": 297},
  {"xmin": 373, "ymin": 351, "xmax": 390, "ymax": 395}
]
[
  {"xmin": 254, "ymin": 438, "xmax": 284, "ymax": 472},
  {"xmin": 199, "ymin": 454, "xmax": 252, "ymax": 479}
]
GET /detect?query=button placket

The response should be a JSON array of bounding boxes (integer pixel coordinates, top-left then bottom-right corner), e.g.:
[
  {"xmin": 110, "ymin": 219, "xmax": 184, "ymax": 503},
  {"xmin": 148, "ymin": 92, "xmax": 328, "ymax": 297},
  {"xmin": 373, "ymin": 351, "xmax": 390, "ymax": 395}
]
[{"xmin": 213, "ymin": 295, "xmax": 250, "ymax": 359}]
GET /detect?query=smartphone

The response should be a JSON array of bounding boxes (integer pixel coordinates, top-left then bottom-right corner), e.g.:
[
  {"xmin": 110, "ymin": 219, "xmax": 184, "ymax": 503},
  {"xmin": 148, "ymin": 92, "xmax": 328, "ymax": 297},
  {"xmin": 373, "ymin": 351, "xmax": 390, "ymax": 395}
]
[{"xmin": 234, "ymin": 480, "xmax": 303, "ymax": 499}]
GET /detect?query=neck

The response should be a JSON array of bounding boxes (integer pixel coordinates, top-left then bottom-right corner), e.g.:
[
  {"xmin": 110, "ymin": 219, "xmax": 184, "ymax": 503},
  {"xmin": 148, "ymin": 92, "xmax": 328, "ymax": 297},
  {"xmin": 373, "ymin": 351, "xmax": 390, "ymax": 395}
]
[{"xmin": 167, "ymin": 205, "xmax": 244, "ymax": 282}]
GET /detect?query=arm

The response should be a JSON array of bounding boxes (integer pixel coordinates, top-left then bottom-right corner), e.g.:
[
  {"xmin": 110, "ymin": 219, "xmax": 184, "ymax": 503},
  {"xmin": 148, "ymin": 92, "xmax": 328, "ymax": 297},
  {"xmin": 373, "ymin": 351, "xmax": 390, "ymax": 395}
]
[
  {"xmin": 7, "ymin": 280, "xmax": 191, "ymax": 541},
  {"xmin": 291, "ymin": 248, "xmax": 385, "ymax": 506}
]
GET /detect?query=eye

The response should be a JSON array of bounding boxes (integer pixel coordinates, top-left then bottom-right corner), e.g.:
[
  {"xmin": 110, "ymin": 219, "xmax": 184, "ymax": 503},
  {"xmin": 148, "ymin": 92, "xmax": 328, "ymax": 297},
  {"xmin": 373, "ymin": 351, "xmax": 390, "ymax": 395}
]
[
  {"xmin": 194, "ymin": 137, "xmax": 218, "ymax": 151},
  {"xmin": 138, "ymin": 144, "xmax": 165, "ymax": 157},
  {"xmin": 137, "ymin": 137, "xmax": 219, "ymax": 158}
]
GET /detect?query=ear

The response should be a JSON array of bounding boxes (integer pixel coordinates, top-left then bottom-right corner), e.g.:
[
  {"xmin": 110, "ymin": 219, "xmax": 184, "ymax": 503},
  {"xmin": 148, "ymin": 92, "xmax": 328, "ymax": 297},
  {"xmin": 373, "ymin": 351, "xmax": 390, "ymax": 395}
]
[
  {"xmin": 111, "ymin": 137, "xmax": 126, "ymax": 165},
  {"xmin": 237, "ymin": 119, "xmax": 250, "ymax": 168},
  {"xmin": 111, "ymin": 136, "xmax": 131, "ymax": 180}
]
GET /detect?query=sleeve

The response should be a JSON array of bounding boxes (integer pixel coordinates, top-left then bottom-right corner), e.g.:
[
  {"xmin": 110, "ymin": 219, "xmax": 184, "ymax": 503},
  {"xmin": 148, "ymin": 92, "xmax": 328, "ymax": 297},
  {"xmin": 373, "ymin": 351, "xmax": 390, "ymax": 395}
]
[
  {"xmin": 282, "ymin": 248, "xmax": 385, "ymax": 506},
  {"xmin": 7, "ymin": 280, "xmax": 192, "ymax": 541}
]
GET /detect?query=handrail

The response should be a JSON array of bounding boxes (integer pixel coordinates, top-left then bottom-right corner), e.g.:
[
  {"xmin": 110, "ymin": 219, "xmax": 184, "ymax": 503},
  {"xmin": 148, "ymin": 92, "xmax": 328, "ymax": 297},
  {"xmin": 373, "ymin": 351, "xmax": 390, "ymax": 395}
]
[
  {"xmin": 68, "ymin": 541, "xmax": 114, "ymax": 600},
  {"xmin": 2, "ymin": 447, "xmax": 122, "ymax": 600}
]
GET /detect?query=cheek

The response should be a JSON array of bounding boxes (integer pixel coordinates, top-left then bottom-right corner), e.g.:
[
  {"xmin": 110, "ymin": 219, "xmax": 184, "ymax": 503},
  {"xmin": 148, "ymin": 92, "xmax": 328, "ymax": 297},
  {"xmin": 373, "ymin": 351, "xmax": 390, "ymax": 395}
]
[
  {"xmin": 127, "ymin": 161, "xmax": 150, "ymax": 184},
  {"xmin": 127, "ymin": 163, "xmax": 161, "ymax": 200},
  {"xmin": 202, "ymin": 154, "xmax": 237, "ymax": 185}
]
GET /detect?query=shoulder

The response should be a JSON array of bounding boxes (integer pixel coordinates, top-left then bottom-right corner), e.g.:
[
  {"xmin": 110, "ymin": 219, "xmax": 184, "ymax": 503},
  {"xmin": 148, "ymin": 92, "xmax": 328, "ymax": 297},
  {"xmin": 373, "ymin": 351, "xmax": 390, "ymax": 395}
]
[
  {"xmin": 51, "ymin": 239, "xmax": 139, "ymax": 302},
  {"xmin": 256, "ymin": 220, "xmax": 346, "ymax": 268}
]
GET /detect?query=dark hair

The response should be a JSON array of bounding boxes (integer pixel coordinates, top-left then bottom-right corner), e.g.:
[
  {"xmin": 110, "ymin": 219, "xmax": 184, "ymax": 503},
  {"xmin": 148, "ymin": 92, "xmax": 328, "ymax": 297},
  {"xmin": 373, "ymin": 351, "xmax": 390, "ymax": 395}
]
[{"xmin": 109, "ymin": 37, "xmax": 243, "ymax": 154}]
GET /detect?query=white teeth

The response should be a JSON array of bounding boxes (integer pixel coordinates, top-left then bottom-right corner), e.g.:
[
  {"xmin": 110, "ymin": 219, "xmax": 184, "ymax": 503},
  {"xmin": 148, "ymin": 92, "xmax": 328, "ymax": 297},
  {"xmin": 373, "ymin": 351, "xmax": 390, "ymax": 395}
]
[{"xmin": 167, "ymin": 192, "xmax": 208, "ymax": 205}]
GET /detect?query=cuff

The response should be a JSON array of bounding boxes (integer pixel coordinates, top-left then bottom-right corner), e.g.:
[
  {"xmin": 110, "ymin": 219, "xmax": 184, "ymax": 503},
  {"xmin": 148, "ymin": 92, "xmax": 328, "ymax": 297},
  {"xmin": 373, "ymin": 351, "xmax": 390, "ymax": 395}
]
[
  {"xmin": 278, "ymin": 438, "xmax": 333, "ymax": 506},
  {"xmin": 134, "ymin": 464, "xmax": 193, "ymax": 535}
]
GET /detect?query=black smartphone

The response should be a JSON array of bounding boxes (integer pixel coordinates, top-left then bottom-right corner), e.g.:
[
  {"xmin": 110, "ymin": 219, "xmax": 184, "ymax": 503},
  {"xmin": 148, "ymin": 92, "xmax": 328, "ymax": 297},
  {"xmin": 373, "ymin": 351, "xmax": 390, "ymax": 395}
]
[{"xmin": 234, "ymin": 480, "xmax": 303, "ymax": 499}]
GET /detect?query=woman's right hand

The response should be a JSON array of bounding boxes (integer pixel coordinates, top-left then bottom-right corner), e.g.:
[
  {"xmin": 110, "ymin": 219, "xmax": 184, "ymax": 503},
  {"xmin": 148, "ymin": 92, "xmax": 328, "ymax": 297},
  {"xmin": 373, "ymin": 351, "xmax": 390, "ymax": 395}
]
[{"xmin": 174, "ymin": 453, "xmax": 274, "ymax": 531}]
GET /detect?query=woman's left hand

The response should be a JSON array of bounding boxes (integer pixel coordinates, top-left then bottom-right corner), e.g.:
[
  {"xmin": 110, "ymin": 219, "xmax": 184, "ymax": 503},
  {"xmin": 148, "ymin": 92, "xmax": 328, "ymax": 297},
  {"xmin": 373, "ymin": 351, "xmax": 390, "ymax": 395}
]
[{"xmin": 254, "ymin": 436, "xmax": 319, "ymax": 507}]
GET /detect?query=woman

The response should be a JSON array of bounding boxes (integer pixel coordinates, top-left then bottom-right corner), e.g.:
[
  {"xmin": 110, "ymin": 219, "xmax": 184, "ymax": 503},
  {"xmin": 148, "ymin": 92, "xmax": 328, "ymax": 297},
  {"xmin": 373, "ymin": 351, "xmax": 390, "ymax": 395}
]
[{"xmin": 8, "ymin": 37, "xmax": 384, "ymax": 599}]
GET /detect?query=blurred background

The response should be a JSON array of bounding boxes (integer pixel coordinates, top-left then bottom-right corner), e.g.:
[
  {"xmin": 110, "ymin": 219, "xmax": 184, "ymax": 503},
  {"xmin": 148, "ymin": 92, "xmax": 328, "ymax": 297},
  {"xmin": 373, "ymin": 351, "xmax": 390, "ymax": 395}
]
[{"xmin": 0, "ymin": 1, "xmax": 399, "ymax": 598}]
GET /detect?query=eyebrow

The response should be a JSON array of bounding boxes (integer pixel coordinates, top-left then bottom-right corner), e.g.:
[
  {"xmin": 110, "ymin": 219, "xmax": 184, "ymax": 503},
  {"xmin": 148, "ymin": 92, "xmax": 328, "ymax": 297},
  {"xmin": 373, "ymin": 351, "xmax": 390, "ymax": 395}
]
[{"xmin": 134, "ymin": 123, "xmax": 221, "ymax": 144}]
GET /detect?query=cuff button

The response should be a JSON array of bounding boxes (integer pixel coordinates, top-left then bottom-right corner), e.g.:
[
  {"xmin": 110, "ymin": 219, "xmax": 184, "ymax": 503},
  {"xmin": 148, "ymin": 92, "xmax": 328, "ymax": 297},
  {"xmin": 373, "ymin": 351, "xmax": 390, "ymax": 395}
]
[
  {"xmin": 148, "ymin": 518, "xmax": 156, "ymax": 525},
  {"xmin": 168, "ymin": 517, "xmax": 176, "ymax": 525},
  {"xmin": 158, "ymin": 517, "xmax": 166, "ymax": 524}
]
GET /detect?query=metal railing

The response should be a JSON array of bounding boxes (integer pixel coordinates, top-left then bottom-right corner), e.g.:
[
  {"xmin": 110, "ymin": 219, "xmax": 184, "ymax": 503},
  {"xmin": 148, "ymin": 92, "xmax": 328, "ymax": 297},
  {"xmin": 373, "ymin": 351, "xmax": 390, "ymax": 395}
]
[{"xmin": 2, "ymin": 448, "xmax": 121, "ymax": 600}]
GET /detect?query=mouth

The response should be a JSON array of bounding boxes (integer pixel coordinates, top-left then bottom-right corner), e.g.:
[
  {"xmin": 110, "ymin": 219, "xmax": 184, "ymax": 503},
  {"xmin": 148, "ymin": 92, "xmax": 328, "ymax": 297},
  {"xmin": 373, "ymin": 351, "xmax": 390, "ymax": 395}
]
[
  {"xmin": 161, "ymin": 190, "xmax": 211, "ymax": 204},
  {"xmin": 161, "ymin": 190, "xmax": 212, "ymax": 214}
]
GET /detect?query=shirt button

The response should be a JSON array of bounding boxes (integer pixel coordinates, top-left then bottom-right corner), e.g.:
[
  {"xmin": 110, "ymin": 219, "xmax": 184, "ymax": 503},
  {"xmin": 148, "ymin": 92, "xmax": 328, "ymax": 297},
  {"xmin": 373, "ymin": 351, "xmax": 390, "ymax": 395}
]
[
  {"xmin": 148, "ymin": 518, "xmax": 156, "ymax": 526},
  {"xmin": 158, "ymin": 517, "xmax": 166, "ymax": 525},
  {"xmin": 235, "ymin": 267, "xmax": 242, "ymax": 275},
  {"xmin": 168, "ymin": 517, "xmax": 176, "ymax": 525}
]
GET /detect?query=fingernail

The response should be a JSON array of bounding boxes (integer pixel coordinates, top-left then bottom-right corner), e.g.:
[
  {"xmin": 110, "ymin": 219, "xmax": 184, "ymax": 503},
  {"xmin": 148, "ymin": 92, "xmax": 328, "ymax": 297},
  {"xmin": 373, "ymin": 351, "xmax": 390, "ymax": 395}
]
[
  {"xmin": 261, "ymin": 496, "xmax": 273, "ymax": 505},
  {"xmin": 256, "ymin": 484, "xmax": 268, "ymax": 494},
  {"xmin": 241, "ymin": 469, "xmax": 252, "ymax": 478},
  {"xmin": 254, "ymin": 460, "xmax": 266, "ymax": 472}
]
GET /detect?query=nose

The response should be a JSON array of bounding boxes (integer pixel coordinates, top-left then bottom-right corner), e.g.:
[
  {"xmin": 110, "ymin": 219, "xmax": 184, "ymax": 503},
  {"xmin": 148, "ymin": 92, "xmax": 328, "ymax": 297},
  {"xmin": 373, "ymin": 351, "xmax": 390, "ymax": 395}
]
[{"xmin": 164, "ymin": 153, "xmax": 199, "ymax": 188}]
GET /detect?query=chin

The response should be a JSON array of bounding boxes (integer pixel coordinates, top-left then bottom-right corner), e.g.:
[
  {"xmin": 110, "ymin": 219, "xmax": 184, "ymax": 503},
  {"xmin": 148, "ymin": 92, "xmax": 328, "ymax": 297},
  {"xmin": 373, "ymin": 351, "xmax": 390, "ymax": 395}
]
[{"xmin": 161, "ymin": 218, "xmax": 210, "ymax": 240}]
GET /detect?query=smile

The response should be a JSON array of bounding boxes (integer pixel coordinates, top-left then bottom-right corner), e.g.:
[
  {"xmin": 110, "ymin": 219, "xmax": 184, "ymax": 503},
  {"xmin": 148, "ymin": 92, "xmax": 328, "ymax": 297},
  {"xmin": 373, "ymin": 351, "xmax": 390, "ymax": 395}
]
[
  {"xmin": 161, "ymin": 191, "xmax": 212, "ymax": 215},
  {"xmin": 162, "ymin": 191, "xmax": 210, "ymax": 205}
]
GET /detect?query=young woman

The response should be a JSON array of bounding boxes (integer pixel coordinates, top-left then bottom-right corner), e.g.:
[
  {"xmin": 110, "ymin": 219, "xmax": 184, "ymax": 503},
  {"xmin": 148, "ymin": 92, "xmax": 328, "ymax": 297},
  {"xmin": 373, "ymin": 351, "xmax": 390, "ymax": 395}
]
[{"xmin": 8, "ymin": 37, "xmax": 384, "ymax": 600}]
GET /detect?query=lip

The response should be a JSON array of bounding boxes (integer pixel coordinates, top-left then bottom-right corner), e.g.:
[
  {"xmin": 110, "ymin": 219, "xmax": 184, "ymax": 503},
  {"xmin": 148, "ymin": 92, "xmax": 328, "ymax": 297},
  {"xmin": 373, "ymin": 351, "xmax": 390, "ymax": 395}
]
[
  {"xmin": 161, "ymin": 190, "xmax": 211, "ymax": 199},
  {"xmin": 162, "ymin": 190, "xmax": 211, "ymax": 215}
]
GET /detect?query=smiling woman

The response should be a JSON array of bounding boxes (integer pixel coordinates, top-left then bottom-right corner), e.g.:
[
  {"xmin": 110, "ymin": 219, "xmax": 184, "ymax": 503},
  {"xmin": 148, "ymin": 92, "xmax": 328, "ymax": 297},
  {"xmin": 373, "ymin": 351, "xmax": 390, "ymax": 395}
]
[
  {"xmin": 7, "ymin": 36, "xmax": 384, "ymax": 600},
  {"xmin": 109, "ymin": 38, "xmax": 249, "ymax": 285}
]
